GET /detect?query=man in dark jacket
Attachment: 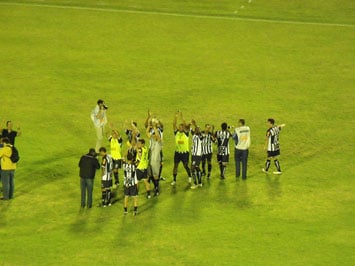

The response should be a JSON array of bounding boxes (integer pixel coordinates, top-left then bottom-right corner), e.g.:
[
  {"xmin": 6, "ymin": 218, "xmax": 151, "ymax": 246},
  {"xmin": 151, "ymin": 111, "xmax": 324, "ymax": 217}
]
[{"xmin": 79, "ymin": 148, "xmax": 100, "ymax": 208}]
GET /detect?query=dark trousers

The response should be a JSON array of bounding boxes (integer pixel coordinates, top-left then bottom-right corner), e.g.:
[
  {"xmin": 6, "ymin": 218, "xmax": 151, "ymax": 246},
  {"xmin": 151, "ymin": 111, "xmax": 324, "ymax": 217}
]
[
  {"xmin": 235, "ymin": 149, "xmax": 248, "ymax": 179},
  {"xmin": 80, "ymin": 178, "xmax": 94, "ymax": 208},
  {"xmin": 1, "ymin": 170, "xmax": 15, "ymax": 200}
]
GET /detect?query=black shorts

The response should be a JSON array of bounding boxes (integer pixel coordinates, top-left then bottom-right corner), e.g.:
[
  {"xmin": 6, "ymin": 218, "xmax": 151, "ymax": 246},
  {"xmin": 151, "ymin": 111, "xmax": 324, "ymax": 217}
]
[
  {"xmin": 267, "ymin": 150, "xmax": 280, "ymax": 157},
  {"xmin": 202, "ymin": 153, "xmax": 212, "ymax": 162},
  {"xmin": 174, "ymin": 152, "xmax": 189, "ymax": 164},
  {"xmin": 217, "ymin": 154, "xmax": 229, "ymax": 163},
  {"xmin": 101, "ymin": 180, "xmax": 113, "ymax": 189},
  {"xmin": 136, "ymin": 169, "xmax": 148, "ymax": 181},
  {"xmin": 112, "ymin": 159, "xmax": 122, "ymax": 169},
  {"xmin": 125, "ymin": 185, "xmax": 138, "ymax": 197},
  {"xmin": 191, "ymin": 155, "xmax": 202, "ymax": 167}
]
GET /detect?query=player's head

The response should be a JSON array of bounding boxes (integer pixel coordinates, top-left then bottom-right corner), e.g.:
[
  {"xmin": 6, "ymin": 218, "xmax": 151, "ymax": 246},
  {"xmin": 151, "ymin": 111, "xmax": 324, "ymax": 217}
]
[
  {"xmin": 205, "ymin": 124, "xmax": 211, "ymax": 131},
  {"xmin": 221, "ymin": 122, "xmax": 228, "ymax": 131},
  {"xmin": 127, "ymin": 151, "xmax": 133, "ymax": 162},
  {"xmin": 132, "ymin": 121, "xmax": 138, "ymax": 127},
  {"xmin": 1, "ymin": 137, "xmax": 10, "ymax": 144},
  {"xmin": 267, "ymin": 118, "xmax": 275, "ymax": 127},
  {"xmin": 238, "ymin": 119, "xmax": 245, "ymax": 126},
  {"xmin": 195, "ymin": 126, "xmax": 201, "ymax": 134},
  {"xmin": 112, "ymin": 130, "xmax": 119, "ymax": 138},
  {"xmin": 137, "ymin": 139, "xmax": 145, "ymax": 148},
  {"xmin": 178, "ymin": 123, "xmax": 185, "ymax": 132},
  {"xmin": 99, "ymin": 147, "xmax": 107, "ymax": 156},
  {"xmin": 97, "ymin": 99, "xmax": 104, "ymax": 106},
  {"xmin": 6, "ymin": 121, "xmax": 12, "ymax": 129}
]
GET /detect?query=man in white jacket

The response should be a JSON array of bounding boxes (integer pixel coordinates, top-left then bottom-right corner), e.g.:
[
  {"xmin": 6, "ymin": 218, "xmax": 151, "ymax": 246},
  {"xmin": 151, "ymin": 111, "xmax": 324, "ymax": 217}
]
[
  {"xmin": 91, "ymin": 99, "xmax": 108, "ymax": 152},
  {"xmin": 233, "ymin": 119, "xmax": 251, "ymax": 180}
]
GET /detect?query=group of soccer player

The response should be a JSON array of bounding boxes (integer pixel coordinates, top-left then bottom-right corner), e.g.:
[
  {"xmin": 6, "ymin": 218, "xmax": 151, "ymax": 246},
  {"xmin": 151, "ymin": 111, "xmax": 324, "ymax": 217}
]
[{"xmin": 91, "ymin": 100, "xmax": 286, "ymax": 215}]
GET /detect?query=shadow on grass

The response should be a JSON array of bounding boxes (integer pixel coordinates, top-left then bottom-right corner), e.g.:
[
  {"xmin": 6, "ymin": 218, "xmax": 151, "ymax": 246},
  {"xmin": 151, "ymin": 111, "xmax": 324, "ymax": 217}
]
[
  {"xmin": 266, "ymin": 176, "xmax": 282, "ymax": 200},
  {"xmin": 234, "ymin": 179, "xmax": 252, "ymax": 209}
]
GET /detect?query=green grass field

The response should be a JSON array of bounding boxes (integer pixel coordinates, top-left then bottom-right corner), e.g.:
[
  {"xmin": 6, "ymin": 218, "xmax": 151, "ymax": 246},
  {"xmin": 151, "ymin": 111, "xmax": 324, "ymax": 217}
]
[{"xmin": 0, "ymin": 0, "xmax": 354, "ymax": 265}]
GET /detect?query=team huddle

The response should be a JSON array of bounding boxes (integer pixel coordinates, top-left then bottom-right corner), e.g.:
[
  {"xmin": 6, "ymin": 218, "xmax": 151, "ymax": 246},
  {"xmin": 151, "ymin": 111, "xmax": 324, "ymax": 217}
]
[{"xmin": 78, "ymin": 100, "xmax": 286, "ymax": 215}]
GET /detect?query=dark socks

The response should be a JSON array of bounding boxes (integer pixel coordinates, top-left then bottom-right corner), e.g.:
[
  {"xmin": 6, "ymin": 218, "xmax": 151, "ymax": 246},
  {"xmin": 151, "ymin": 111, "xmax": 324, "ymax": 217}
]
[
  {"xmin": 265, "ymin": 160, "xmax": 271, "ymax": 171},
  {"xmin": 274, "ymin": 160, "xmax": 281, "ymax": 172},
  {"xmin": 114, "ymin": 172, "xmax": 119, "ymax": 184}
]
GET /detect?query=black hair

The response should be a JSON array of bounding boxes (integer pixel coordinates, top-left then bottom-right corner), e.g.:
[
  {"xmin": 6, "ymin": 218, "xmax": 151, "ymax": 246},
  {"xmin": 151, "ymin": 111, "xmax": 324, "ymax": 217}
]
[
  {"xmin": 127, "ymin": 152, "xmax": 133, "ymax": 161},
  {"xmin": 268, "ymin": 118, "xmax": 275, "ymax": 125},
  {"xmin": 239, "ymin": 119, "xmax": 245, "ymax": 126},
  {"xmin": 6, "ymin": 121, "xmax": 11, "ymax": 126},
  {"xmin": 97, "ymin": 99, "xmax": 104, "ymax": 105},
  {"xmin": 132, "ymin": 121, "xmax": 138, "ymax": 127},
  {"xmin": 2, "ymin": 137, "xmax": 10, "ymax": 144},
  {"xmin": 99, "ymin": 147, "xmax": 106, "ymax": 153},
  {"xmin": 221, "ymin": 122, "xmax": 228, "ymax": 130},
  {"xmin": 138, "ymin": 139, "xmax": 145, "ymax": 145}
]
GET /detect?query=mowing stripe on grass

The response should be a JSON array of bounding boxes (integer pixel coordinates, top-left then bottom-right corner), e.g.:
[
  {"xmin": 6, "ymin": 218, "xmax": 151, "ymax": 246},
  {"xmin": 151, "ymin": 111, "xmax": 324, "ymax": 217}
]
[{"xmin": 1, "ymin": 1, "xmax": 354, "ymax": 28}]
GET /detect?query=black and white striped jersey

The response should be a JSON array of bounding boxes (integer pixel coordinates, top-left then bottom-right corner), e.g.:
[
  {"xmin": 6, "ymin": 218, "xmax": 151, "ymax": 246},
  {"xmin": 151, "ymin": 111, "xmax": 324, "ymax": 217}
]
[
  {"xmin": 202, "ymin": 131, "xmax": 215, "ymax": 155},
  {"xmin": 191, "ymin": 132, "xmax": 203, "ymax": 157},
  {"xmin": 123, "ymin": 162, "xmax": 137, "ymax": 187},
  {"xmin": 215, "ymin": 130, "xmax": 231, "ymax": 156},
  {"xmin": 267, "ymin": 126, "xmax": 281, "ymax": 152}
]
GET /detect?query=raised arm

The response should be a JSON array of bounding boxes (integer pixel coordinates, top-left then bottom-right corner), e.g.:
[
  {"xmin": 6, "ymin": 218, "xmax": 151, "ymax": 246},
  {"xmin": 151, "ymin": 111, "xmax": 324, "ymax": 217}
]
[
  {"xmin": 145, "ymin": 110, "xmax": 152, "ymax": 129},
  {"xmin": 173, "ymin": 112, "xmax": 178, "ymax": 131}
]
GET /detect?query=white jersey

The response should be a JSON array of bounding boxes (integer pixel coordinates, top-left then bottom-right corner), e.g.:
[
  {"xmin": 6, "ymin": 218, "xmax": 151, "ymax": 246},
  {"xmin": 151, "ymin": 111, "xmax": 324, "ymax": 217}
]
[
  {"xmin": 91, "ymin": 105, "xmax": 107, "ymax": 127},
  {"xmin": 234, "ymin": 126, "xmax": 251, "ymax": 150}
]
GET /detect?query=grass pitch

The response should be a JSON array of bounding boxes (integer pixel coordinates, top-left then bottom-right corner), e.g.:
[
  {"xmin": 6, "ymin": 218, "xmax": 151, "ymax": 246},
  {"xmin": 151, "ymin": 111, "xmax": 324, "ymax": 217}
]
[{"xmin": 0, "ymin": 0, "xmax": 354, "ymax": 265}]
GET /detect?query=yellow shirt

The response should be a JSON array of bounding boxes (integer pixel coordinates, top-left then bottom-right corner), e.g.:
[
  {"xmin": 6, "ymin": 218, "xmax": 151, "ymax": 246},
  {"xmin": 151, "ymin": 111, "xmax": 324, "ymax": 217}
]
[
  {"xmin": 137, "ymin": 146, "xmax": 149, "ymax": 170},
  {"xmin": 0, "ymin": 145, "xmax": 16, "ymax": 170},
  {"xmin": 110, "ymin": 137, "xmax": 122, "ymax": 160},
  {"xmin": 175, "ymin": 131, "xmax": 189, "ymax": 153}
]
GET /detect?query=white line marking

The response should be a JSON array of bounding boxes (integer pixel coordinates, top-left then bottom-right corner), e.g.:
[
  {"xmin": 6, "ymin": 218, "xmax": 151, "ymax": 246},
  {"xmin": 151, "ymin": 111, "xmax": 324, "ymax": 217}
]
[{"xmin": 0, "ymin": 1, "xmax": 354, "ymax": 28}]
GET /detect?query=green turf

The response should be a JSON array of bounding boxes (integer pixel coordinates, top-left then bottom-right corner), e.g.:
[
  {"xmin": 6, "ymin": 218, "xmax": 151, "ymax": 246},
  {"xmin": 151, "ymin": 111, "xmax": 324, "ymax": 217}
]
[{"xmin": 0, "ymin": 0, "xmax": 354, "ymax": 265}]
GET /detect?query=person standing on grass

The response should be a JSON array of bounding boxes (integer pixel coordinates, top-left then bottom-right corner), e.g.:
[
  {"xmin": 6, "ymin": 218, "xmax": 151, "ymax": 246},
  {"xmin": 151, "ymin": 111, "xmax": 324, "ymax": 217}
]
[
  {"xmin": 147, "ymin": 119, "xmax": 163, "ymax": 196},
  {"xmin": 78, "ymin": 148, "xmax": 100, "ymax": 208},
  {"xmin": 91, "ymin": 99, "xmax": 108, "ymax": 153},
  {"xmin": 123, "ymin": 152, "xmax": 138, "ymax": 216},
  {"xmin": 201, "ymin": 124, "xmax": 216, "ymax": 179},
  {"xmin": 0, "ymin": 137, "xmax": 16, "ymax": 200},
  {"xmin": 108, "ymin": 129, "xmax": 123, "ymax": 189},
  {"xmin": 233, "ymin": 119, "xmax": 251, "ymax": 180},
  {"xmin": 215, "ymin": 123, "xmax": 232, "ymax": 179},
  {"xmin": 262, "ymin": 118, "xmax": 286, "ymax": 175},
  {"xmin": 171, "ymin": 111, "xmax": 192, "ymax": 186},
  {"xmin": 99, "ymin": 147, "xmax": 113, "ymax": 207},
  {"xmin": 190, "ymin": 120, "xmax": 204, "ymax": 189},
  {"xmin": 136, "ymin": 138, "xmax": 151, "ymax": 199},
  {"xmin": 1, "ymin": 120, "xmax": 21, "ymax": 145}
]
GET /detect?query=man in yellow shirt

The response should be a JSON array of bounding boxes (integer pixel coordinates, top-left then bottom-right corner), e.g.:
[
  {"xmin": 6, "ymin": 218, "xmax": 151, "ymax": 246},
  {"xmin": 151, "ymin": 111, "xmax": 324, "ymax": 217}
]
[
  {"xmin": 0, "ymin": 137, "xmax": 17, "ymax": 200},
  {"xmin": 108, "ymin": 130, "xmax": 123, "ymax": 188}
]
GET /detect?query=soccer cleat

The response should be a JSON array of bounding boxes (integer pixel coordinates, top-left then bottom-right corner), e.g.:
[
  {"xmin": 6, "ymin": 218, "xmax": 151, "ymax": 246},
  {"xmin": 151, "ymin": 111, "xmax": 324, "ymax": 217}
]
[
  {"xmin": 262, "ymin": 168, "xmax": 269, "ymax": 173},
  {"xmin": 188, "ymin": 177, "xmax": 192, "ymax": 184},
  {"xmin": 190, "ymin": 185, "xmax": 197, "ymax": 189},
  {"xmin": 147, "ymin": 194, "xmax": 151, "ymax": 199},
  {"xmin": 198, "ymin": 183, "xmax": 203, "ymax": 188},
  {"xmin": 273, "ymin": 171, "xmax": 282, "ymax": 175},
  {"xmin": 171, "ymin": 181, "xmax": 176, "ymax": 186},
  {"xmin": 108, "ymin": 203, "xmax": 112, "ymax": 207},
  {"xmin": 133, "ymin": 211, "xmax": 138, "ymax": 216},
  {"xmin": 103, "ymin": 205, "xmax": 107, "ymax": 208},
  {"xmin": 124, "ymin": 211, "xmax": 128, "ymax": 215}
]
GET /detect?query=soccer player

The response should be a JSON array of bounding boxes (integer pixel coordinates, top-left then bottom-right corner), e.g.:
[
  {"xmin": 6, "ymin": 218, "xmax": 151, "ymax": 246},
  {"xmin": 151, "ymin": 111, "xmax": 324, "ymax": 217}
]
[
  {"xmin": 1, "ymin": 120, "xmax": 22, "ymax": 145},
  {"xmin": 215, "ymin": 122, "xmax": 232, "ymax": 179},
  {"xmin": 262, "ymin": 119, "xmax": 286, "ymax": 175},
  {"xmin": 146, "ymin": 120, "xmax": 163, "ymax": 196},
  {"xmin": 190, "ymin": 120, "xmax": 204, "ymax": 189},
  {"xmin": 108, "ymin": 129, "xmax": 123, "ymax": 188},
  {"xmin": 201, "ymin": 124, "xmax": 216, "ymax": 179},
  {"xmin": 136, "ymin": 139, "xmax": 151, "ymax": 199},
  {"xmin": 99, "ymin": 147, "xmax": 113, "ymax": 207},
  {"xmin": 123, "ymin": 152, "xmax": 138, "ymax": 215},
  {"xmin": 91, "ymin": 100, "xmax": 108, "ymax": 153},
  {"xmin": 233, "ymin": 119, "xmax": 251, "ymax": 180},
  {"xmin": 171, "ymin": 111, "xmax": 192, "ymax": 186}
]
